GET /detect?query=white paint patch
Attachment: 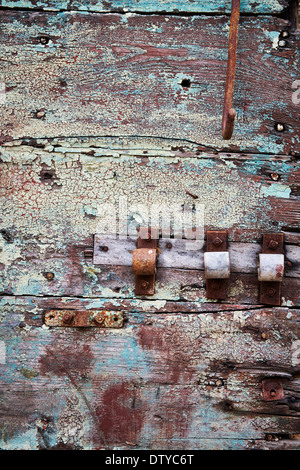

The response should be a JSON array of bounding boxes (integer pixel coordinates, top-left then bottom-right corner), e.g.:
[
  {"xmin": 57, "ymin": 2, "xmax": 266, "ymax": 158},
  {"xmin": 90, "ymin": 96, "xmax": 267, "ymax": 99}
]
[
  {"xmin": 0, "ymin": 341, "xmax": 6, "ymax": 364},
  {"xmin": 139, "ymin": 300, "xmax": 167, "ymax": 311}
]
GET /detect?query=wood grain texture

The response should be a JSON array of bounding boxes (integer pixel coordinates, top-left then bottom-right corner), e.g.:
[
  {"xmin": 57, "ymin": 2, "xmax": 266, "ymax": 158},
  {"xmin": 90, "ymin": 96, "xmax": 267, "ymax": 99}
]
[
  {"xmin": 0, "ymin": 12, "xmax": 299, "ymax": 154},
  {"xmin": 0, "ymin": 296, "xmax": 299, "ymax": 450},
  {"xmin": 0, "ymin": 0, "xmax": 289, "ymax": 14}
]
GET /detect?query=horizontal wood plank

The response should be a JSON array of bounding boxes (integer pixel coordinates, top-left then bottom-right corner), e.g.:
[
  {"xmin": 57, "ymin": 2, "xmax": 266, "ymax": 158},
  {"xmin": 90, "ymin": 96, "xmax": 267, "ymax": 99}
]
[
  {"xmin": 1, "ymin": 139, "xmax": 299, "ymax": 304},
  {"xmin": 1, "ymin": 297, "xmax": 299, "ymax": 449},
  {"xmin": 0, "ymin": 13, "xmax": 299, "ymax": 153},
  {"xmin": 0, "ymin": 0, "xmax": 289, "ymax": 14}
]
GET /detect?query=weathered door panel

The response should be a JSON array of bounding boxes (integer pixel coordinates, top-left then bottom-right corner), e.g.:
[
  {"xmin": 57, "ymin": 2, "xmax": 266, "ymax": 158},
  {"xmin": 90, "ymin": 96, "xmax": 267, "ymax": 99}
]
[
  {"xmin": 0, "ymin": 0, "xmax": 300, "ymax": 452},
  {"xmin": 0, "ymin": 12, "xmax": 299, "ymax": 153}
]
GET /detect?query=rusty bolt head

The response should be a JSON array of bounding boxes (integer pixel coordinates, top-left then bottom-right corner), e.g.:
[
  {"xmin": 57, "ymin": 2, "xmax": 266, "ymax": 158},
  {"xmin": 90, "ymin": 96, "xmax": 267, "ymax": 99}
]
[
  {"xmin": 268, "ymin": 239, "xmax": 279, "ymax": 250},
  {"xmin": 93, "ymin": 313, "xmax": 104, "ymax": 325},
  {"xmin": 166, "ymin": 242, "xmax": 172, "ymax": 249},
  {"xmin": 141, "ymin": 280, "xmax": 149, "ymax": 289},
  {"xmin": 62, "ymin": 312, "xmax": 74, "ymax": 324},
  {"xmin": 213, "ymin": 237, "xmax": 223, "ymax": 247},
  {"xmin": 45, "ymin": 272, "xmax": 54, "ymax": 281},
  {"xmin": 261, "ymin": 332, "xmax": 268, "ymax": 340},
  {"xmin": 267, "ymin": 288, "xmax": 276, "ymax": 297}
]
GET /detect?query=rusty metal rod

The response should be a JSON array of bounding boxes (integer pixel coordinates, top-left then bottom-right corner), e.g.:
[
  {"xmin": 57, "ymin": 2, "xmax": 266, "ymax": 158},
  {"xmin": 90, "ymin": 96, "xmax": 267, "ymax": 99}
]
[{"xmin": 222, "ymin": 0, "xmax": 240, "ymax": 140}]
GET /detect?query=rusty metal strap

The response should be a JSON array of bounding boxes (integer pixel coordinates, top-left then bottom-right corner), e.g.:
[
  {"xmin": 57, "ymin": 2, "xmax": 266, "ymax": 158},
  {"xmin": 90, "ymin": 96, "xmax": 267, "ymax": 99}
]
[{"xmin": 222, "ymin": 0, "xmax": 241, "ymax": 140}]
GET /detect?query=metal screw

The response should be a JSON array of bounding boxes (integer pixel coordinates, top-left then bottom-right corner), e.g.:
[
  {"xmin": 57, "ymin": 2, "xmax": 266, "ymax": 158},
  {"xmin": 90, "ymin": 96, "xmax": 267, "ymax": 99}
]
[
  {"xmin": 213, "ymin": 237, "xmax": 222, "ymax": 247},
  {"xmin": 94, "ymin": 313, "xmax": 104, "ymax": 325},
  {"xmin": 268, "ymin": 239, "xmax": 279, "ymax": 250},
  {"xmin": 141, "ymin": 281, "xmax": 149, "ymax": 289},
  {"xmin": 275, "ymin": 123, "xmax": 285, "ymax": 132},
  {"xmin": 268, "ymin": 288, "xmax": 276, "ymax": 297},
  {"xmin": 45, "ymin": 272, "xmax": 54, "ymax": 281},
  {"xmin": 62, "ymin": 312, "xmax": 74, "ymax": 324}
]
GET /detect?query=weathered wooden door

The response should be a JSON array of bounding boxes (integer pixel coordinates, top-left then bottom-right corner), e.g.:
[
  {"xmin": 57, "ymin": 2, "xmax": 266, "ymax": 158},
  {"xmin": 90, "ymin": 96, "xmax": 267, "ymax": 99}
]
[{"xmin": 1, "ymin": 0, "xmax": 300, "ymax": 451}]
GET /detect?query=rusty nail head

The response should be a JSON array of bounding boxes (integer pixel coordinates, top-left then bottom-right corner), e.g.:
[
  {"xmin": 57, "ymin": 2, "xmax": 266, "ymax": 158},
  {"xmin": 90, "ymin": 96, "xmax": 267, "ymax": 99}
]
[
  {"xmin": 40, "ymin": 36, "xmax": 49, "ymax": 45},
  {"xmin": 213, "ymin": 237, "xmax": 223, "ymax": 247},
  {"xmin": 276, "ymin": 123, "xmax": 285, "ymax": 132},
  {"xmin": 166, "ymin": 242, "xmax": 172, "ymax": 249},
  {"xmin": 269, "ymin": 240, "xmax": 279, "ymax": 250},
  {"xmin": 270, "ymin": 173, "xmax": 279, "ymax": 181},
  {"xmin": 45, "ymin": 272, "xmax": 54, "ymax": 281},
  {"xmin": 101, "ymin": 246, "xmax": 108, "ymax": 252},
  {"xmin": 62, "ymin": 312, "xmax": 74, "ymax": 324}
]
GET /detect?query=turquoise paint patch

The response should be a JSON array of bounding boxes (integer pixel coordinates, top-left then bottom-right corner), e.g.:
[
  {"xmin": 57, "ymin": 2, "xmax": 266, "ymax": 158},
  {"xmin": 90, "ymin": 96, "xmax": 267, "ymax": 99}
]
[{"xmin": 261, "ymin": 183, "xmax": 291, "ymax": 198}]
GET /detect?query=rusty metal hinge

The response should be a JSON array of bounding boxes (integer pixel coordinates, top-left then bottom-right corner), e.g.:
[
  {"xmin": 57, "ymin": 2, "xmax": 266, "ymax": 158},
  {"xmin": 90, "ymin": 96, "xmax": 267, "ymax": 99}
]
[
  {"xmin": 44, "ymin": 310, "xmax": 124, "ymax": 328},
  {"xmin": 258, "ymin": 233, "xmax": 284, "ymax": 306},
  {"xmin": 132, "ymin": 227, "xmax": 158, "ymax": 295},
  {"xmin": 204, "ymin": 230, "xmax": 230, "ymax": 300}
]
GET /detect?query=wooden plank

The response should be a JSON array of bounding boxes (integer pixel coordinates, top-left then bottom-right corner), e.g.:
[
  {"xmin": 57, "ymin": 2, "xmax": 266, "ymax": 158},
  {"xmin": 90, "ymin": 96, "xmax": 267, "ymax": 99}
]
[
  {"xmin": 0, "ymin": 297, "xmax": 299, "ymax": 449},
  {"xmin": 0, "ymin": 13, "xmax": 299, "ymax": 154},
  {"xmin": 1, "ymin": 139, "xmax": 299, "ymax": 304},
  {"xmin": 0, "ymin": 0, "xmax": 289, "ymax": 14}
]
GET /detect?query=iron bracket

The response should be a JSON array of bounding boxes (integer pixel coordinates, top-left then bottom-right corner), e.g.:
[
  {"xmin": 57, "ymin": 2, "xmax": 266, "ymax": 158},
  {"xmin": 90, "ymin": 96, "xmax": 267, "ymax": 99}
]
[
  {"xmin": 44, "ymin": 310, "xmax": 124, "ymax": 328},
  {"xmin": 132, "ymin": 227, "xmax": 158, "ymax": 295},
  {"xmin": 204, "ymin": 230, "xmax": 230, "ymax": 300},
  {"xmin": 259, "ymin": 233, "xmax": 284, "ymax": 306}
]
